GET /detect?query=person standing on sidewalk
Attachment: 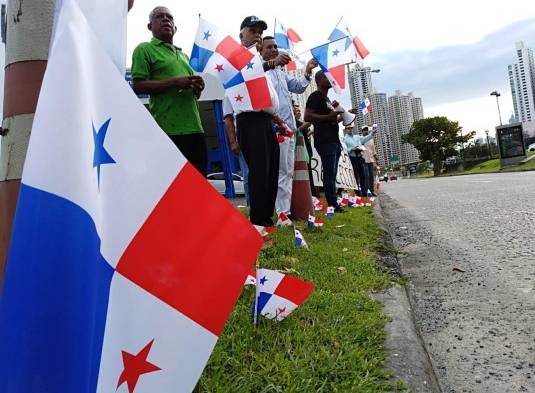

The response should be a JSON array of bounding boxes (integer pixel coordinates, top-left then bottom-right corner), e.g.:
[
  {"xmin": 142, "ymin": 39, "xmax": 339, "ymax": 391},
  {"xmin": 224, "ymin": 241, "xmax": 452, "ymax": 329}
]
[
  {"xmin": 362, "ymin": 126, "xmax": 378, "ymax": 195},
  {"xmin": 260, "ymin": 36, "xmax": 317, "ymax": 219},
  {"xmin": 131, "ymin": 7, "xmax": 207, "ymax": 175},
  {"xmin": 304, "ymin": 71, "xmax": 344, "ymax": 211}
]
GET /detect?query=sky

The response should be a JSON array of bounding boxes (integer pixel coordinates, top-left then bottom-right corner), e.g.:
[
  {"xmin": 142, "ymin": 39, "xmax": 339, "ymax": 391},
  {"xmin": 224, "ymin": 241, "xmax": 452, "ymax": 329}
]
[{"xmin": 125, "ymin": 0, "xmax": 535, "ymax": 138}]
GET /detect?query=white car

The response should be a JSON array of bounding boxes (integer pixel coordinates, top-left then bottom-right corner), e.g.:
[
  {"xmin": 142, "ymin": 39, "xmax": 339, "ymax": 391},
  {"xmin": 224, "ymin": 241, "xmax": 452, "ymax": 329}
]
[
  {"xmin": 207, "ymin": 172, "xmax": 245, "ymax": 195},
  {"xmin": 528, "ymin": 143, "xmax": 535, "ymax": 152}
]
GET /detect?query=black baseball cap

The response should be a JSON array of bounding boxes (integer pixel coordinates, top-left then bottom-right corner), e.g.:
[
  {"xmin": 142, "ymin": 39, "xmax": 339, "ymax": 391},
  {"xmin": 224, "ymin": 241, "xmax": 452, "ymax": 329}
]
[{"xmin": 240, "ymin": 16, "xmax": 268, "ymax": 31}]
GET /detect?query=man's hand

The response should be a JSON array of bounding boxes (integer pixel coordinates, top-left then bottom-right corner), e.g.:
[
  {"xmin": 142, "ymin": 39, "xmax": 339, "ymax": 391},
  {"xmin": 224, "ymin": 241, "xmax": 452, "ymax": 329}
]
[
  {"xmin": 229, "ymin": 140, "xmax": 240, "ymax": 155},
  {"xmin": 274, "ymin": 53, "xmax": 291, "ymax": 67},
  {"xmin": 348, "ymin": 108, "xmax": 358, "ymax": 114},
  {"xmin": 327, "ymin": 111, "xmax": 339, "ymax": 122},
  {"xmin": 173, "ymin": 76, "xmax": 205, "ymax": 90},
  {"xmin": 305, "ymin": 59, "xmax": 318, "ymax": 74}
]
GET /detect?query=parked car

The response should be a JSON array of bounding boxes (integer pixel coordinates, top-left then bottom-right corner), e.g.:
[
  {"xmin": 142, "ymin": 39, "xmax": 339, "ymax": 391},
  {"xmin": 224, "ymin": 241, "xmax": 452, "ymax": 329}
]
[
  {"xmin": 207, "ymin": 172, "xmax": 245, "ymax": 195},
  {"xmin": 528, "ymin": 143, "xmax": 535, "ymax": 152},
  {"xmin": 389, "ymin": 175, "xmax": 398, "ymax": 181}
]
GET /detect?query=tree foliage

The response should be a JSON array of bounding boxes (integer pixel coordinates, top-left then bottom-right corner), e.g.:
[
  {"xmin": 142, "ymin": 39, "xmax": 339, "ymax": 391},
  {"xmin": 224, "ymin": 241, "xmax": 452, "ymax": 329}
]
[{"xmin": 402, "ymin": 116, "xmax": 474, "ymax": 175}]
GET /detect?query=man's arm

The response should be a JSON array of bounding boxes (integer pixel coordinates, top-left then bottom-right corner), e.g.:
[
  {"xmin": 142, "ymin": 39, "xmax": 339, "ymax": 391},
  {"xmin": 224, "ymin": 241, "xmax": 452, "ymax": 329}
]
[
  {"xmin": 224, "ymin": 116, "xmax": 240, "ymax": 155},
  {"xmin": 304, "ymin": 109, "xmax": 340, "ymax": 123},
  {"xmin": 286, "ymin": 59, "xmax": 317, "ymax": 94}
]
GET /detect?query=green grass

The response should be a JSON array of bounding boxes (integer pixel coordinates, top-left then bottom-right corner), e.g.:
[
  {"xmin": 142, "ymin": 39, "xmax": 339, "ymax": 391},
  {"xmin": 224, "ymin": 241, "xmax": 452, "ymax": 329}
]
[{"xmin": 196, "ymin": 206, "xmax": 401, "ymax": 392}]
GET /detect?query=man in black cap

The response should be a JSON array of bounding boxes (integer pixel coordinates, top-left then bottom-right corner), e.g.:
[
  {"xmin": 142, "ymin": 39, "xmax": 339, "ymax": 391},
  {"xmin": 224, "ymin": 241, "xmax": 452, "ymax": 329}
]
[{"xmin": 223, "ymin": 16, "xmax": 289, "ymax": 227}]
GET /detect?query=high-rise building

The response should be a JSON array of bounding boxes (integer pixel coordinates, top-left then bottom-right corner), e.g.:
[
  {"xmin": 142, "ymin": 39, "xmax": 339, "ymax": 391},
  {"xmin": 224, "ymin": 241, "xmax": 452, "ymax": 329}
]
[
  {"xmin": 388, "ymin": 90, "xmax": 420, "ymax": 165},
  {"xmin": 367, "ymin": 93, "xmax": 391, "ymax": 168},
  {"xmin": 508, "ymin": 41, "xmax": 535, "ymax": 123},
  {"xmin": 348, "ymin": 64, "xmax": 374, "ymax": 130}
]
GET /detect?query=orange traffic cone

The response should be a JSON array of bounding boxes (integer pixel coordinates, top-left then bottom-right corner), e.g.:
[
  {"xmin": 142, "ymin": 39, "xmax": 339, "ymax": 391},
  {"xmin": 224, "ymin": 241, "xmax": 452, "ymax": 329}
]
[{"xmin": 291, "ymin": 133, "xmax": 315, "ymax": 220}]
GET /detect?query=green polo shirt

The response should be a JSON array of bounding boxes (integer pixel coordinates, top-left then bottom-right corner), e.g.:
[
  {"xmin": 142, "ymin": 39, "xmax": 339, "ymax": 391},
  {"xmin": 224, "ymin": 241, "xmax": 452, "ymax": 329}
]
[{"xmin": 131, "ymin": 37, "xmax": 203, "ymax": 136}]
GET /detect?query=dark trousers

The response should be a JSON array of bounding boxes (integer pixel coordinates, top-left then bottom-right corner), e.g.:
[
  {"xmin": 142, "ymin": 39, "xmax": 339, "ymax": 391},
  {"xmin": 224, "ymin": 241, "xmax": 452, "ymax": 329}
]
[
  {"xmin": 169, "ymin": 133, "xmax": 208, "ymax": 177},
  {"xmin": 350, "ymin": 155, "xmax": 368, "ymax": 196},
  {"xmin": 236, "ymin": 112, "xmax": 279, "ymax": 226},
  {"xmin": 366, "ymin": 162, "xmax": 375, "ymax": 193},
  {"xmin": 316, "ymin": 143, "xmax": 341, "ymax": 207},
  {"xmin": 304, "ymin": 134, "xmax": 319, "ymax": 198}
]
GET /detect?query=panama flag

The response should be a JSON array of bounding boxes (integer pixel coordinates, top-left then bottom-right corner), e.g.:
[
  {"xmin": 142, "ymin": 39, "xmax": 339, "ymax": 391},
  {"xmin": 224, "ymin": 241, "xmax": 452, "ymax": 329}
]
[
  {"xmin": 360, "ymin": 98, "xmax": 372, "ymax": 115},
  {"xmin": 310, "ymin": 38, "xmax": 348, "ymax": 94},
  {"xmin": 190, "ymin": 17, "xmax": 254, "ymax": 86},
  {"xmin": 255, "ymin": 269, "xmax": 314, "ymax": 321},
  {"xmin": 274, "ymin": 19, "xmax": 302, "ymax": 51},
  {"xmin": 312, "ymin": 196, "xmax": 324, "ymax": 211},
  {"xmin": 327, "ymin": 17, "xmax": 370, "ymax": 63},
  {"xmin": 276, "ymin": 212, "xmax": 293, "ymax": 227},
  {"xmin": 244, "ymin": 268, "xmax": 257, "ymax": 286},
  {"xmin": 0, "ymin": 2, "xmax": 263, "ymax": 392},
  {"xmin": 224, "ymin": 47, "xmax": 273, "ymax": 112},
  {"xmin": 307, "ymin": 214, "xmax": 324, "ymax": 228},
  {"xmin": 326, "ymin": 206, "xmax": 335, "ymax": 219},
  {"xmin": 294, "ymin": 229, "xmax": 308, "ymax": 249}
]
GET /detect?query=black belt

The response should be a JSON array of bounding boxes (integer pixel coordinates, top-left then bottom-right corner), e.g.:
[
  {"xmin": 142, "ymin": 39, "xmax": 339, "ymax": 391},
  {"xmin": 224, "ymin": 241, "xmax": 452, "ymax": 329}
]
[{"xmin": 236, "ymin": 111, "xmax": 273, "ymax": 120}]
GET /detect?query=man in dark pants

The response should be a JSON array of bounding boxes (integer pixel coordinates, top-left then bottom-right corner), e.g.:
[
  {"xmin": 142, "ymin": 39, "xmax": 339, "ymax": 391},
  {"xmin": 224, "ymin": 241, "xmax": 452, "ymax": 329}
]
[
  {"xmin": 304, "ymin": 71, "xmax": 344, "ymax": 212},
  {"xmin": 232, "ymin": 16, "xmax": 286, "ymax": 226},
  {"xmin": 131, "ymin": 7, "xmax": 207, "ymax": 176},
  {"xmin": 343, "ymin": 125, "xmax": 368, "ymax": 195}
]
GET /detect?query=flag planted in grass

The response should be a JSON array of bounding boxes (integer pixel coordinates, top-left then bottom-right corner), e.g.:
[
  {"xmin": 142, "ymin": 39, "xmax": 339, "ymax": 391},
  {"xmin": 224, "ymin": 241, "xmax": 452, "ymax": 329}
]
[
  {"xmin": 294, "ymin": 229, "xmax": 308, "ymax": 249},
  {"xmin": 307, "ymin": 214, "xmax": 324, "ymax": 228},
  {"xmin": 276, "ymin": 212, "xmax": 293, "ymax": 227},
  {"xmin": 255, "ymin": 269, "xmax": 314, "ymax": 321},
  {"xmin": 326, "ymin": 206, "xmax": 335, "ymax": 219}
]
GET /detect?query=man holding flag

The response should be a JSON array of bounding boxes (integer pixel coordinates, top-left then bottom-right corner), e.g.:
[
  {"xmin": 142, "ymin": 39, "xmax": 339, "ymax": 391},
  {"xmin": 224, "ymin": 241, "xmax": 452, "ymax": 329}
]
[
  {"xmin": 131, "ymin": 7, "xmax": 208, "ymax": 176},
  {"xmin": 304, "ymin": 71, "xmax": 344, "ymax": 212},
  {"xmin": 260, "ymin": 36, "xmax": 317, "ymax": 219}
]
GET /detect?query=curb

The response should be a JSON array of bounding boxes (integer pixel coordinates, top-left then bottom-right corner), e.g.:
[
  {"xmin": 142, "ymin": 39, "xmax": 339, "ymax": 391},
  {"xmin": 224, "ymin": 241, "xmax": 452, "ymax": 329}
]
[{"xmin": 373, "ymin": 198, "xmax": 443, "ymax": 392}]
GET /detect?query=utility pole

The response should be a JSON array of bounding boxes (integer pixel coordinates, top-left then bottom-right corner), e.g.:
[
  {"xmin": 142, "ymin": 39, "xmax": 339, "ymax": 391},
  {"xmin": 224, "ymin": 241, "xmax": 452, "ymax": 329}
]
[{"xmin": 0, "ymin": 0, "xmax": 56, "ymax": 290}]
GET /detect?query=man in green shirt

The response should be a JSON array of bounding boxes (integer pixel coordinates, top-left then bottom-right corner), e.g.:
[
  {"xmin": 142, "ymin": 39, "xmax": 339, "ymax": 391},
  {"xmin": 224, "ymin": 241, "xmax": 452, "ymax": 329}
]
[{"xmin": 132, "ymin": 6, "xmax": 207, "ymax": 176}]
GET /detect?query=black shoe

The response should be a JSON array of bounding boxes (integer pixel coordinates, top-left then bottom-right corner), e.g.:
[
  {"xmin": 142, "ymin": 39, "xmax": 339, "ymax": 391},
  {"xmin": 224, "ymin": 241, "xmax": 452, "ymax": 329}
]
[{"xmin": 334, "ymin": 206, "xmax": 347, "ymax": 213}]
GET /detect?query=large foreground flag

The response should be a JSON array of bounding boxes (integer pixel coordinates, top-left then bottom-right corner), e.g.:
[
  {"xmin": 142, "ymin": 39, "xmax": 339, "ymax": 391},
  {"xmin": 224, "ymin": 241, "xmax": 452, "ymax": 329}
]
[
  {"xmin": 310, "ymin": 38, "xmax": 348, "ymax": 94},
  {"xmin": 328, "ymin": 17, "xmax": 370, "ymax": 62},
  {"xmin": 255, "ymin": 269, "xmax": 315, "ymax": 321},
  {"xmin": 190, "ymin": 17, "xmax": 254, "ymax": 86},
  {"xmin": 0, "ymin": 1, "xmax": 262, "ymax": 392}
]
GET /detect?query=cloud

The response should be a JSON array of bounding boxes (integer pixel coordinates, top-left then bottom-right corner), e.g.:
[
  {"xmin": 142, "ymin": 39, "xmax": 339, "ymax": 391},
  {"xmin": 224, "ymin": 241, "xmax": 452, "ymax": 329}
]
[{"xmin": 369, "ymin": 18, "xmax": 535, "ymax": 107}]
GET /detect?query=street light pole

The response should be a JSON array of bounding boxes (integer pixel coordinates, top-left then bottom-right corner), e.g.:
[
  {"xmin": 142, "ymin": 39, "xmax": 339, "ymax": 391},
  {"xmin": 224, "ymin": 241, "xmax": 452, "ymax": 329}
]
[
  {"xmin": 485, "ymin": 130, "xmax": 491, "ymax": 158},
  {"xmin": 490, "ymin": 90, "xmax": 503, "ymax": 126}
]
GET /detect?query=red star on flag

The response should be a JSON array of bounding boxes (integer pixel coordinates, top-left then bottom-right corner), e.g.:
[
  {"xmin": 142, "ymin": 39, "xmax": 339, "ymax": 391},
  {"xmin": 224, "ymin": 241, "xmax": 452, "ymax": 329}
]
[
  {"xmin": 215, "ymin": 64, "xmax": 224, "ymax": 72},
  {"xmin": 116, "ymin": 339, "xmax": 161, "ymax": 393},
  {"xmin": 234, "ymin": 94, "xmax": 244, "ymax": 102},
  {"xmin": 277, "ymin": 307, "xmax": 286, "ymax": 314}
]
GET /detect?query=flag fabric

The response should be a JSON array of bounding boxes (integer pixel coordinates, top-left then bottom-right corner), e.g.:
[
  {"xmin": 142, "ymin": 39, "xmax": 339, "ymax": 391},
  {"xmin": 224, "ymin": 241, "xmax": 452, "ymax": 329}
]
[
  {"xmin": 312, "ymin": 196, "xmax": 324, "ymax": 211},
  {"xmin": 276, "ymin": 212, "xmax": 293, "ymax": 227},
  {"xmin": 0, "ymin": 2, "xmax": 263, "ymax": 392},
  {"xmin": 360, "ymin": 98, "xmax": 372, "ymax": 115},
  {"xmin": 274, "ymin": 19, "xmax": 302, "ymax": 51},
  {"xmin": 348, "ymin": 195, "xmax": 356, "ymax": 207},
  {"xmin": 310, "ymin": 38, "xmax": 348, "ymax": 94},
  {"xmin": 307, "ymin": 214, "xmax": 324, "ymax": 228},
  {"xmin": 255, "ymin": 269, "xmax": 314, "ymax": 321},
  {"xmin": 244, "ymin": 268, "xmax": 257, "ymax": 286},
  {"xmin": 294, "ymin": 229, "xmax": 308, "ymax": 248},
  {"xmin": 326, "ymin": 206, "xmax": 335, "ymax": 219},
  {"xmin": 337, "ymin": 196, "xmax": 348, "ymax": 207},
  {"xmin": 327, "ymin": 17, "xmax": 370, "ymax": 62},
  {"xmin": 371, "ymin": 123, "xmax": 379, "ymax": 131},
  {"xmin": 224, "ymin": 46, "xmax": 273, "ymax": 112},
  {"xmin": 190, "ymin": 17, "xmax": 254, "ymax": 86}
]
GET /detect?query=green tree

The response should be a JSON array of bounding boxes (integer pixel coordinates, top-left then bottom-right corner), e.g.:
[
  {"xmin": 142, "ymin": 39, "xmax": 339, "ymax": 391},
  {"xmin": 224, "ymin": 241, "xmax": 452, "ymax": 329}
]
[{"xmin": 402, "ymin": 116, "xmax": 474, "ymax": 176}]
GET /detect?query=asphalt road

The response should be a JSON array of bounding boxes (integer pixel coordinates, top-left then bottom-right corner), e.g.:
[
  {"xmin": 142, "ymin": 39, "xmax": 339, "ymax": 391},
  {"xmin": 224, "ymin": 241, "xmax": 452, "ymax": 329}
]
[{"xmin": 379, "ymin": 172, "xmax": 535, "ymax": 393}]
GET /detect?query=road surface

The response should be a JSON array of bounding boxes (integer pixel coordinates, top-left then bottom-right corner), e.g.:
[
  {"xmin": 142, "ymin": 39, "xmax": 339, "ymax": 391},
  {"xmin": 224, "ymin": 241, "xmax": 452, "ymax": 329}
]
[{"xmin": 380, "ymin": 172, "xmax": 535, "ymax": 392}]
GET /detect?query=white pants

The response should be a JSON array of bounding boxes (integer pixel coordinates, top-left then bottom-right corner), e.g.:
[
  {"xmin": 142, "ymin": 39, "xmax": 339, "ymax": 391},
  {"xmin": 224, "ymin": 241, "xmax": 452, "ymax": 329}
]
[{"xmin": 275, "ymin": 136, "xmax": 296, "ymax": 214}]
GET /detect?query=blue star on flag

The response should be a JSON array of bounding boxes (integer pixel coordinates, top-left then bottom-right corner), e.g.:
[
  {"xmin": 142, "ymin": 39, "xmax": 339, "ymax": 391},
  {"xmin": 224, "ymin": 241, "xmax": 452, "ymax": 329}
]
[
  {"xmin": 332, "ymin": 49, "xmax": 340, "ymax": 57},
  {"xmin": 260, "ymin": 276, "xmax": 268, "ymax": 285},
  {"xmin": 246, "ymin": 62, "xmax": 254, "ymax": 70},
  {"xmin": 203, "ymin": 31, "xmax": 211, "ymax": 41},
  {"xmin": 92, "ymin": 118, "xmax": 116, "ymax": 189}
]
